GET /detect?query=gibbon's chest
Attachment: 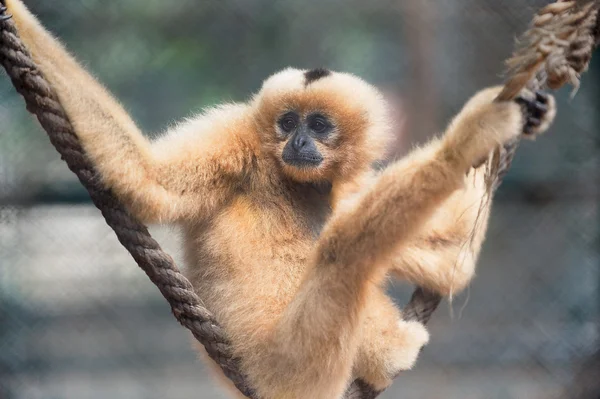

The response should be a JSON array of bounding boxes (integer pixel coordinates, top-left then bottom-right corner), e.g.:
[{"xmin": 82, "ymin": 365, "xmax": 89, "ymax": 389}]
[
  {"xmin": 185, "ymin": 183, "xmax": 332, "ymax": 288},
  {"xmin": 220, "ymin": 185, "xmax": 330, "ymax": 256}
]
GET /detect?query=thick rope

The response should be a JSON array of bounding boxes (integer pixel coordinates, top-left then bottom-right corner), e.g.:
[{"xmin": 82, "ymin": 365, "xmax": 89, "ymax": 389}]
[
  {"xmin": 0, "ymin": 13, "xmax": 255, "ymax": 399},
  {"xmin": 1, "ymin": 1, "xmax": 598, "ymax": 398}
]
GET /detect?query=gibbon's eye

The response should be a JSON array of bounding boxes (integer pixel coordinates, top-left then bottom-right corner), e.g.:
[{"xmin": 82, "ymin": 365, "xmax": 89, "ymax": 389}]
[
  {"xmin": 311, "ymin": 120, "xmax": 326, "ymax": 133},
  {"xmin": 279, "ymin": 113, "xmax": 299, "ymax": 133},
  {"xmin": 308, "ymin": 115, "xmax": 331, "ymax": 134},
  {"xmin": 282, "ymin": 118, "xmax": 296, "ymax": 131}
]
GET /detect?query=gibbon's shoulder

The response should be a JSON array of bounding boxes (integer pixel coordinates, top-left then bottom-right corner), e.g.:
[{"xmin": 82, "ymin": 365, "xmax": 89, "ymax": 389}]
[{"xmin": 150, "ymin": 102, "xmax": 261, "ymax": 160}]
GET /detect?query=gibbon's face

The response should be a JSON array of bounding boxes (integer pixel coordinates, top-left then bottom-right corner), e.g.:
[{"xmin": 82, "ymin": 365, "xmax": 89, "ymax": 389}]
[
  {"xmin": 253, "ymin": 68, "xmax": 391, "ymax": 183},
  {"xmin": 277, "ymin": 109, "xmax": 333, "ymax": 169}
]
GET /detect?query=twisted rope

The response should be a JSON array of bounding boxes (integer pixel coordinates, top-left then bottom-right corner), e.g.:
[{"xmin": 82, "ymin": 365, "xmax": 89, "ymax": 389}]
[
  {"xmin": 0, "ymin": 12, "xmax": 255, "ymax": 399},
  {"xmin": 491, "ymin": 1, "xmax": 600, "ymax": 190},
  {"xmin": 1, "ymin": 1, "xmax": 597, "ymax": 398}
]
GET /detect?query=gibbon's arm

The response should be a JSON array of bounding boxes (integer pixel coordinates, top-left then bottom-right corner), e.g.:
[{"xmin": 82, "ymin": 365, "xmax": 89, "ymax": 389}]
[
  {"xmin": 336, "ymin": 164, "xmax": 490, "ymax": 297},
  {"xmin": 390, "ymin": 88, "xmax": 555, "ymax": 297},
  {"xmin": 6, "ymin": 0, "xmax": 252, "ymax": 223},
  {"xmin": 257, "ymin": 94, "xmax": 524, "ymax": 399}
]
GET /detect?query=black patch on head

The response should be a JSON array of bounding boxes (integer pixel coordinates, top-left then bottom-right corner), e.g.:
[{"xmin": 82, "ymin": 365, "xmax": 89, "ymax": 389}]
[{"xmin": 304, "ymin": 68, "xmax": 331, "ymax": 86}]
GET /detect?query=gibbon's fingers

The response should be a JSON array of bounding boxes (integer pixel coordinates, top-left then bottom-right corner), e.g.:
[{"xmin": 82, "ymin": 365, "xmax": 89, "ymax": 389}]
[
  {"xmin": 0, "ymin": 3, "xmax": 12, "ymax": 20},
  {"xmin": 516, "ymin": 90, "xmax": 556, "ymax": 137}
]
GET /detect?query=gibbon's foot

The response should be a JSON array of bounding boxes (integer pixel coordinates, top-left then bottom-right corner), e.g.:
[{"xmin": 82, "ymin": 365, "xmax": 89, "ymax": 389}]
[
  {"xmin": 516, "ymin": 90, "xmax": 555, "ymax": 137},
  {"xmin": 356, "ymin": 319, "xmax": 429, "ymax": 390}
]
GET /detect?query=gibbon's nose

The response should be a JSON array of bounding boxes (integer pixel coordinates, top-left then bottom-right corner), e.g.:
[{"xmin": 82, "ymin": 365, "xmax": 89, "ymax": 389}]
[{"xmin": 292, "ymin": 134, "xmax": 308, "ymax": 151}]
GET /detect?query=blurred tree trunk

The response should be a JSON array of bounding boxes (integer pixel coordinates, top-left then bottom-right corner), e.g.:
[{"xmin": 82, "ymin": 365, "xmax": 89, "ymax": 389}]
[{"xmin": 397, "ymin": 0, "xmax": 439, "ymax": 150}]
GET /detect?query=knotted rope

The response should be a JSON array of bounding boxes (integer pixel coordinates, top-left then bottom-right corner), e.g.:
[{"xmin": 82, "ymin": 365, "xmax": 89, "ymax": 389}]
[{"xmin": 0, "ymin": 1, "xmax": 597, "ymax": 398}]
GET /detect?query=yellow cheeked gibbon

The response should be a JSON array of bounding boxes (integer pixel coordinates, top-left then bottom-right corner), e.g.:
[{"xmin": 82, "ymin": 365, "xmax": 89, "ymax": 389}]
[{"xmin": 5, "ymin": 1, "xmax": 557, "ymax": 398}]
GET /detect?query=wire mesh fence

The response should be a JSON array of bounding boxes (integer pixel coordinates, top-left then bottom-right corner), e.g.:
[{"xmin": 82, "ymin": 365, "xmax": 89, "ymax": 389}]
[{"xmin": 0, "ymin": 1, "xmax": 598, "ymax": 398}]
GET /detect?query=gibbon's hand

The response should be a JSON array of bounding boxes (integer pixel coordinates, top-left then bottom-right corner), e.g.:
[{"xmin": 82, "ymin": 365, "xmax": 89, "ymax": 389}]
[
  {"xmin": 468, "ymin": 88, "xmax": 556, "ymax": 168},
  {"xmin": 516, "ymin": 90, "xmax": 556, "ymax": 138},
  {"xmin": 446, "ymin": 85, "xmax": 557, "ymax": 170}
]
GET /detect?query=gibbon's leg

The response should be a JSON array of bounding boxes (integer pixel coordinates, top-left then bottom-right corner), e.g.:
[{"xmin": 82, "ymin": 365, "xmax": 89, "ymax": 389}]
[
  {"xmin": 390, "ymin": 89, "xmax": 556, "ymax": 297},
  {"xmin": 256, "ymin": 88, "xmax": 526, "ymax": 399},
  {"xmin": 5, "ymin": 0, "xmax": 245, "ymax": 223}
]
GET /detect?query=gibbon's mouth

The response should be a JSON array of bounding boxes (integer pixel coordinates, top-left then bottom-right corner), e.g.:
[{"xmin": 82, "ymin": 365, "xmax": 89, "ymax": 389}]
[{"xmin": 282, "ymin": 153, "xmax": 323, "ymax": 168}]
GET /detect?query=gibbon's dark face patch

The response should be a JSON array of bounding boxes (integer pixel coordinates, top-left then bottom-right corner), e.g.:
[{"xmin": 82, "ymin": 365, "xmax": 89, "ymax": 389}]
[
  {"xmin": 304, "ymin": 68, "xmax": 331, "ymax": 86},
  {"xmin": 279, "ymin": 111, "xmax": 333, "ymax": 168}
]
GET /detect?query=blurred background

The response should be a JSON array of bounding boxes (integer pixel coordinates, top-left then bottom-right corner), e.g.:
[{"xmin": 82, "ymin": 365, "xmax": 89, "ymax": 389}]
[{"xmin": 0, "ymin": 0, "xmax": 598, "ymax": 398}]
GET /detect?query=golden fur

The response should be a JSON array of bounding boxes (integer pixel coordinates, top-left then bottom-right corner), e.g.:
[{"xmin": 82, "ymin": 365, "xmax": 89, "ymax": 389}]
[{"xmin": 7, "ymin": 1, "xmax": 556, "ymax": 397}]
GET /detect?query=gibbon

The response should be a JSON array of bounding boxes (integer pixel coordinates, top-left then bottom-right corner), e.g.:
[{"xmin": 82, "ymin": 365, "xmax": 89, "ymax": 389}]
[{"xmin": 5, "ymin": 1, "xmax": 556, "ymax": 398}]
